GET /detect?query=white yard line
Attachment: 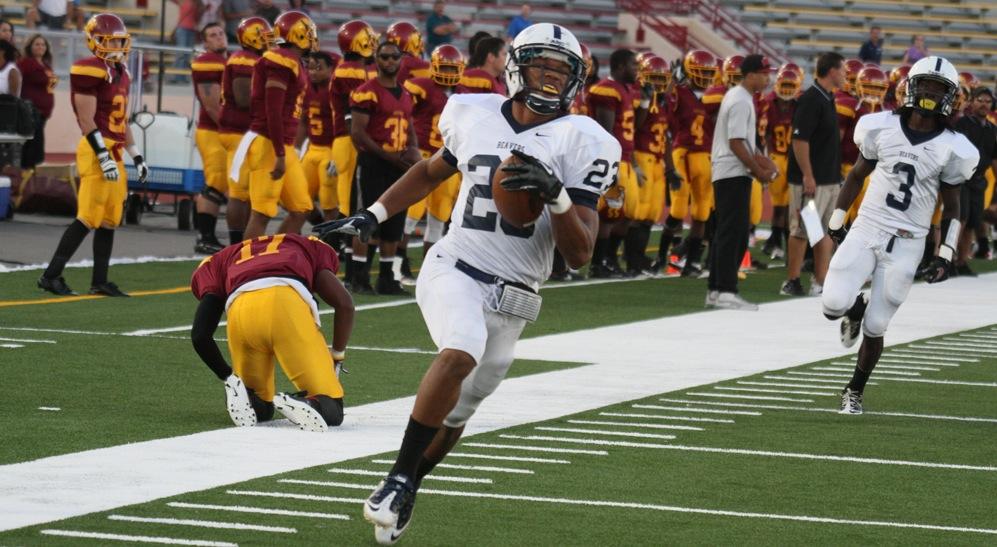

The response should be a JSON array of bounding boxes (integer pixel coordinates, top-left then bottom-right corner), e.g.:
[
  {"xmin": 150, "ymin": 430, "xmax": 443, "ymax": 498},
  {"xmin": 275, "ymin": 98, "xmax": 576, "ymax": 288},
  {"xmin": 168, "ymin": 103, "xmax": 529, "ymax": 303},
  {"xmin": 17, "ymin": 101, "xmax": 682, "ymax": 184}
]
[
  {"xmin": 874, "ymin": 358, "xmax": 960, "ymax": 367},
  {"xmin": 0, "ymin": 336, "xmax": 56, "ymax": 344},
  {"xmin": 2, "ymin": 274, "xmax": 994, "ymax": 532},
  {"xmin": 762, "ymin": 375, "xmax": 879, "ymax": 385},
  {"xmin": 812, "ymin": 366, "xmax": 920, "ymax": 376},
  {"xmin": 909, "ymin": 344, "xmax": 996, "ymax": 355},
  {"xmin": 447, "ymin": 452, "xmax": 571, "ymax": 464},
  {"xmin": 657, "ymin": 398, "xmax": 997, "ymax": 423},
  {"xmin": 39, "ymin": 529, "xmax": 237, "ymax": 546},
  {"xmin": 737, "ymin": 381, "xmax": 851, "ymax": 390},
  {"xmin": 533, "ymin": 426, "xmax": 677, "ymax": 440},
  {"xmin": 0, "ymin": 326, "xmax": 118, "ymax": 335},
  {"xmin": 685, "ymin": 392, "xmax": 816, "ymax": 403},
  {"xmin": 164, "ymin": 502, "xmax": 350, "ymax": 520},
  {"xmin": 955, "ymin": 333, "xmax": 997, "ymax": 341},
  {"xmin": 461, "ymin": 442, "xmax": 608, "ymax": 455},
  {"xmin": 369, "ymin": 459, "xmax": 534, "ymax": 474},
  {"xmin": 37, "ymin": 407, "xmax": 61, "ymax": 411},
  {"xmin": 831, "ymin": 361, "xmax": 940, "ymax": 372},
  {"xmin": 301, "ymin": 481, "xmax": 997, "ymax": 536},
  {"xmin": 713, "ymin": 386, "xmax": 837, "ymax": 397},
  {"xmin": 498, "ymin": 435, "xmax": 997, "ymax": 472},
  {"xmin": 107, "ymin": 515, "xmax": 296, "ymax": 533},
  {"xmin": 227, "ymin": 490, "xmax": 364, "ymax": 504},
  {"xmin": 0, "ymin": 255, "xmax": 203, "ymax": 273},
  {"xmin": 326, "ymin": 468, "xmax": 492, "ymax": 484},
  {"xmin": 927, "ymin": 340, "xmax": 997, "ymax": 350},
  {"xmin": 599, "ymin": 412, "xmax": 735, "ymax": 424},
  {"xmin": 884, "ymin": 350, "xmax": 978, "ymax": 362},
  {"xmin": 0, "ymin": 343, "xmax": 24, "ymax": 348},
  {"xmin": 638, "ymin": 403, "xmax": 762, "ymax": 416},
  {"xmin": 802, "ymin": 370, "xmax": 997, "ymax": 387},
  {"xmin": 566, "ymin": 419, "xmax": 704, "ymax": 431}
]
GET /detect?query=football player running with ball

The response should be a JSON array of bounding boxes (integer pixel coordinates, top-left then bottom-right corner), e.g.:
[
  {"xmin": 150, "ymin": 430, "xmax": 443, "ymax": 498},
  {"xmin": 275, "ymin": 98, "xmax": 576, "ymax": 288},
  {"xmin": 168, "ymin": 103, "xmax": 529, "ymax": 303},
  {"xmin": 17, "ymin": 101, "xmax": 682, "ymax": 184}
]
[
  {"xmin": 822, "ymin": 56, "xmax": 978, "ymax": 415},
  {"xmin": 315, "ymin": 23, "xmax": 620, "ymax": 544}
]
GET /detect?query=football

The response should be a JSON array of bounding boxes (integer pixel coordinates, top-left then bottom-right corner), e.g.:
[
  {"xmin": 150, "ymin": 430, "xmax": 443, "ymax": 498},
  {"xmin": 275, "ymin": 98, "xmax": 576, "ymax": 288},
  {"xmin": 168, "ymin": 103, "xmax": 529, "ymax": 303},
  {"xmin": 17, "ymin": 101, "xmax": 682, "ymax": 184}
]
[{"xmin": 492, "ymin": 154, "xmax": 544, "ymax": 228}]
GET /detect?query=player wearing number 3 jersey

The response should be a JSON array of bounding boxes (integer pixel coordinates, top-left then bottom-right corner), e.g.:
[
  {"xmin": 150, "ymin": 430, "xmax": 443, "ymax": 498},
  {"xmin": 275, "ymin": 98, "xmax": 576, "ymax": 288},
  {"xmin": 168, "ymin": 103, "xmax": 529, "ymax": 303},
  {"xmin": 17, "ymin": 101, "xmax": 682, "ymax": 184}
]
[
  {"xmin": 314, "ymin": 23, "xmax": 619, "ymax": 544},
  {"xmin": 38, "ymin": 13, "xmax": 148, "ymax": 298},
  {"xmin": 821, "ymin": 56, "xmax": 978, "ymax": 416}
]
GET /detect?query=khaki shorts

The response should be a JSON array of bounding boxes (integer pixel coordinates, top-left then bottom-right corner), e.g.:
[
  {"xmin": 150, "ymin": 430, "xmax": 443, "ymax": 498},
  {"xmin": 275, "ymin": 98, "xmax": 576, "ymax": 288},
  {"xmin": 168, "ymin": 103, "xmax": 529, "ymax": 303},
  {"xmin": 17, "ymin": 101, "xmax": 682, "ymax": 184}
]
[{"xmin": 789, "ymin": 183, "xmax": 841, "ymax": 239}]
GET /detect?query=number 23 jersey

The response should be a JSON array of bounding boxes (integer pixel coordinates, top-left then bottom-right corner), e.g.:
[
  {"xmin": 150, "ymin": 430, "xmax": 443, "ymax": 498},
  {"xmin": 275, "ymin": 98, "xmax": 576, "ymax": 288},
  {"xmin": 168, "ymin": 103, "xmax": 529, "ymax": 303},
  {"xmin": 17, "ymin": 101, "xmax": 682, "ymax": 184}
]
[
  {"xmin": 854, "ymin": 111, "xmax": 978, "ymax": 237},
  {"xmin": 436, "ymin": 94, "xmax": 622, "ymax": 287},
  {"xmin": 70, "ymin": 56, "xmax": 130, "ymax": 144}
]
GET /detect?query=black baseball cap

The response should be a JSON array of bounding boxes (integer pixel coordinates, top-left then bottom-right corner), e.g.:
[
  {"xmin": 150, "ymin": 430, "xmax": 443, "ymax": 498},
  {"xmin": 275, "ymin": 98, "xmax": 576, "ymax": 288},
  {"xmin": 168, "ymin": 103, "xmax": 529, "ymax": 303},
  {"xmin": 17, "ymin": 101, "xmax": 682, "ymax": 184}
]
[
  {"xmin": 741, "ymin": 54, "xmax": 775, "ymax": 76},
  {"xmin": 970, "ymin": 86, "xmax": 993, "ymax": 100}
]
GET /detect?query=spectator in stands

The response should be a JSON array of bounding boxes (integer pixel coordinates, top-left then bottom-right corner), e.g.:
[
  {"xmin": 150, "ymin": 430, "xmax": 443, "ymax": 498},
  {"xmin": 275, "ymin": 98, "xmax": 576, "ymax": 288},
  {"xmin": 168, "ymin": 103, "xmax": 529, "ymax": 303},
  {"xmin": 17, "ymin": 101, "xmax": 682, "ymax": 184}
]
[
  {"xmin": 200, "ymin": 0, "xmax": 224, "ymax": 28},
  {"xmin": 0, "ymin": 19, "xmax": 15, "ymax": 44},
  {"xmin": 254, "ymin": 0, "xmax": 280, "ymax": 24},
  {"xmin": 26, "ymin": 0, "xmax": 69, "ymax": 30},
  {"xmin": 172, "ymin": 0, "xmax": 201, "ymax": 82},
  {"xmin": 18, "ymin": 34, "xmax": 55, "ymax": 169},
  {"xmin": 902, "ymin": 35, "xmax": 928, "ymax": 65},
  {"xmin": 506, "ymin": 4, "xmax": 532, "ymax": 41},
  {"xmin": 288, "ymin": 0, "xmax": 310, "ymax": 14},
  {"xmin": 858, "ymin": 25, "xmax": 882, "ymax": 65},
  {"xmin": 222, "ymin": 0, "xmax": 252, "ymax": 41},
  {"xmin": 425, "ymin": 1, "xmax": 456, "ymax": 51},
  {"xmin": 0, "ymin": 39, "xmax": 21, "ymax": 95}
]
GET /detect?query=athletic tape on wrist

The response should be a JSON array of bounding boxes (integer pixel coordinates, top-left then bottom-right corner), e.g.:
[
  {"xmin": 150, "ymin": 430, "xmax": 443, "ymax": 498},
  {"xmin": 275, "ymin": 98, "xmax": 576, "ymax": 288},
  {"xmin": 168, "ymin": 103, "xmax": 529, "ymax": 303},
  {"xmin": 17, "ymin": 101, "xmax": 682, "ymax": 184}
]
[
  {"xmin": 828, "ymin": 208, "xmax": 847, "ymax": 231},
  {"xmin": 331, "ymin": 350, "xmax": 346, "ymax": 361},
  {"xmin": 549, "ymin": 187, "xmax": 572, "ymax": 215},
  {"xmin": 938, "ymin": 244, "xmax": 955, "ymax": 262},
  {"xmin": 941, "ymin": 218, "xmax": 960, "ymax": 252}
]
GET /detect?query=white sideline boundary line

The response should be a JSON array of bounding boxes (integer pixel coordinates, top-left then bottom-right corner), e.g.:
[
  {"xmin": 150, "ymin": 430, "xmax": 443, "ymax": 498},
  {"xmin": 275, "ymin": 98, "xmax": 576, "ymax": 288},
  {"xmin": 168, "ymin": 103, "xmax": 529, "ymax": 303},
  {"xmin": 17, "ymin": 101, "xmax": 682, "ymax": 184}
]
[
  {"xmin": 567, "ymin": 419, "xmax": 704, "ymax": 431},
  {"xmin": 657, "ymin": 398, "xmax": 997, "ymax": 423},
  {"xmin": 638, "ymin": 403, "xmax": 762, "ymax": 416},
  {"xmin": 326, "ymin": 468, "xmax": 492, "ymax": 484},
  {"xmin": 227, "ymin": 490, "xmax": 365, "ymax": 504},
  {"xmin": 39, "ymin": 529, "xmax": 237, "ymax": 546},
  {"xmin": 284, "ymin": 481, "xmax": 997, "ymax": 536},
  {"xmin": 713, "ymin": 386, "xmax": 837, "ymax": 397},
  {"xmin": 3, "ymin": 275, "xmax": 995, "ymax": 532},
  {"xmin": 498, "ymin": 435, "xmax": 997, "ymax": 472},
  {"xmin": 447, "ymin": 452, "xmax": 571, "ymax": 464},
  {"xmin": 0, "ymin": 255, "xmax": 204, "ymax": 273},
  {"xmin": 107, "ymin": 515, "xmax": 296, "ymax": 533},
  {"xmin": 165, "ymin": 502, "xmax": 350, "ymax": 520},
  {"xmin": 369, "ymin": 459, "xmax": 534, "ymax": 474},
  {"xmin": 600, "ymin": 412, "xmax": 735, "ymax": 424}
]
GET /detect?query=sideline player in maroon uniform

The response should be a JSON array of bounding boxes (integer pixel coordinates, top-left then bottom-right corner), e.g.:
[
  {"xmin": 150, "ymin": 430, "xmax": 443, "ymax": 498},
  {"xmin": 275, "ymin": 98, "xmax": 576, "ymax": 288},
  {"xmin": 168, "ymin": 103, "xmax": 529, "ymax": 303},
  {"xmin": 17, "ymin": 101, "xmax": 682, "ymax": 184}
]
[
  {"xmin": 240, "ymin": 10, "xmax": 317, "ymax": 240},
  {"xmin": 761, "ymin": 65, "xmax": 802, "ymax": 259},
  {"xmin": 296, "ymin": 51, "xmax": 339, "ymax": 222},
  {"xmin": 191, "ymin": 22, "xmax": 230, "ymax": 254},
  {"xmin": 387, "ymin": 21, "xmax": 431, "ymax": 83},
  {"xmin": 38, "ymin": 14, "xmax": 148, "ymax": 297},
  {"xmin": 347, "ymin": 40, "xmax": 421, "ymax": 295},
  {"xmin": 217, "ymin": 16, "xmax": 271, "ymax": 244},
  {"xmin": 191, "ymin": 233, "xmax": 354, "ymax": 432},
  {"xmin": 330, "ymin": 20, "xmax": 376, "ymax": 217}
]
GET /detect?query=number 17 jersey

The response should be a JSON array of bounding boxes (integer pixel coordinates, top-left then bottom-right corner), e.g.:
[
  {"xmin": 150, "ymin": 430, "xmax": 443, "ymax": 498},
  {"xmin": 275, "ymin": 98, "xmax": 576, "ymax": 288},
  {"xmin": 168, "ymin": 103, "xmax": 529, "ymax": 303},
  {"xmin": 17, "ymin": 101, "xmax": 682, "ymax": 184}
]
[
  {"xmin": 853, "ymin": 111, "xmax": 978, "ymax": 237},
  {"xmin": 436, "ymin": 95, "xmax": 621, "ymax": 288}
]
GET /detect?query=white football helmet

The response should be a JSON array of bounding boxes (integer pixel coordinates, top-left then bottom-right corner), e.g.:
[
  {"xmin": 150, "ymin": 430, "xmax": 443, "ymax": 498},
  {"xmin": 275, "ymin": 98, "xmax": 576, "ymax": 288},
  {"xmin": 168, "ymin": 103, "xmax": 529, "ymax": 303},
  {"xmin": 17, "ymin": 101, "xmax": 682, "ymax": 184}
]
[
  {"xmin": 903, "ymin": 56, "xmax": 960, "ymax": 117},
  {"xmin": 505, "ymin": 23, "xmax": 586, "ymax": 115}
]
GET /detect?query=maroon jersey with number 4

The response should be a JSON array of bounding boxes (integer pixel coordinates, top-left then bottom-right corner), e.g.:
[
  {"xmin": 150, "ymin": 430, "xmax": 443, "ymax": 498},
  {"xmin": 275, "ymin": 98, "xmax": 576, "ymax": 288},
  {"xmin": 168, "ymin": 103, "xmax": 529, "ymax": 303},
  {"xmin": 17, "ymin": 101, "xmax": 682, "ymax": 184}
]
[{"xmin": 191, "ymin": 234, "xmax": 339, "ymax": 299}]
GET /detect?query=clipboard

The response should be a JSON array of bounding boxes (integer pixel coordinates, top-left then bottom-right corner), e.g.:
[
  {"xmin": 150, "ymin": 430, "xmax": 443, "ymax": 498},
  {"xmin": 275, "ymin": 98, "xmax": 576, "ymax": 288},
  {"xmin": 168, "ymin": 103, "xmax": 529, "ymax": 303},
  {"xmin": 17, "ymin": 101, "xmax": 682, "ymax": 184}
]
[{"xmin": 800, "ymin": 199, "xmax": 825, "ymax": 247}]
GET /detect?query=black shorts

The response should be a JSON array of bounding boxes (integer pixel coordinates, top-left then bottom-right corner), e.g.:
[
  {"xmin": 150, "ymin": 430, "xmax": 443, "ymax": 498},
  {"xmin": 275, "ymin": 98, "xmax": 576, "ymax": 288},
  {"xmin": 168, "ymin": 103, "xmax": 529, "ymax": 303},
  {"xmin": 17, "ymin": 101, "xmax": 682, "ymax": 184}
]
[
  {"xmin": 961, "ymin": 179, "xmax": 985, "ymax": 229},
  {"xmin": 355, "ymin": 152, "xmax": 405, "ymax": 241},
  {"xmin": 38, "ymin": 10, "xmax": 66, "ymax": 30}
]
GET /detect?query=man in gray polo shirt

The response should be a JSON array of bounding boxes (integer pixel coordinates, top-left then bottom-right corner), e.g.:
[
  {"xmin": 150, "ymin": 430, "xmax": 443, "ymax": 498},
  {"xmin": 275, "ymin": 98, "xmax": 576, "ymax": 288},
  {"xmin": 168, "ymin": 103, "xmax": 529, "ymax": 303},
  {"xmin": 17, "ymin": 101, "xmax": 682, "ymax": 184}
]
[{"xmin": 708, "ymin": 54, "xmax": 778, "ymax": 310}]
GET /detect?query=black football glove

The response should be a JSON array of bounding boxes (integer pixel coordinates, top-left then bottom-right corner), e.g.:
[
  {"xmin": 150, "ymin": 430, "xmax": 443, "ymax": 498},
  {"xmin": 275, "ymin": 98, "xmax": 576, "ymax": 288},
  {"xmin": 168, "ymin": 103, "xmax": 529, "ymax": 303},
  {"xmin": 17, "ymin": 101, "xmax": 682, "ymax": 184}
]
[
  {"xmin": 828, "ymin": 224, "xmax": 848, "ymax": 245},
  {"xmin": 665, "ymin": 168, "xmax": 683, "ymax": 191},
  {"xmin": 920, "ymin": 254, "xmax": 953, "ymax": 284},
  {"xmin": 312, "ymin": 209, "xmax": 378, "ymax": 243},
  {"xmin": 499, "ymin": 149, "xmax": 564, "ymax": 204}
]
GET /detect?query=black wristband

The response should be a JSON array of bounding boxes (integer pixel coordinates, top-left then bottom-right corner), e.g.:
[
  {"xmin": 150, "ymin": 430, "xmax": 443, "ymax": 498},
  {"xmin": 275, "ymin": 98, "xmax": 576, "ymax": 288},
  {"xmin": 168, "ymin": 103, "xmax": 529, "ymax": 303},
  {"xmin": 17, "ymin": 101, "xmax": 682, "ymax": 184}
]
[
  {"xmin": 133, "ymin": 154, "xmax": 144, "ymax": 164},
  {"xmin": 85, "ymin": 129, "xmax": 108, "ymax": 155}
]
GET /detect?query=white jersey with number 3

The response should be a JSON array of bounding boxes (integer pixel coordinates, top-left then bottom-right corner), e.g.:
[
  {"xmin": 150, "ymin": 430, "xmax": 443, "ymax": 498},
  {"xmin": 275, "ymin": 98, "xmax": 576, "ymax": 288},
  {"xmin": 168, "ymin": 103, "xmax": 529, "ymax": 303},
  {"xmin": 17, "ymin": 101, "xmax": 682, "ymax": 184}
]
[
  {"xmin": 435, "ymin": 94, "xmax": 622, "ymax": 287},
  {"xmin": 853, "ymin": 111, "xmax": 978, "ymax": 237}
]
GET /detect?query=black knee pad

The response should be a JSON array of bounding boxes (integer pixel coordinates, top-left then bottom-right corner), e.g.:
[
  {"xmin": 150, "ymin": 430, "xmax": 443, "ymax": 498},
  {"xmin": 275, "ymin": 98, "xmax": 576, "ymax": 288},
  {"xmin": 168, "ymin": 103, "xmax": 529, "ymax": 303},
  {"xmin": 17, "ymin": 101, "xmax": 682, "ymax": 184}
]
[
  {"xmin": 823, "ymin": 312, "xmax": 842, "ymax": 321},
  {"xmin": 201, "ymin": 186, "xmax": 228, "ymax": 205},
  {"xmin": 310, "ymin": 395, "xmax": 344, "ymax": 426},
  {"xmin": 664, "ymin": 216, "xmax": 683, "ymax": 231}
]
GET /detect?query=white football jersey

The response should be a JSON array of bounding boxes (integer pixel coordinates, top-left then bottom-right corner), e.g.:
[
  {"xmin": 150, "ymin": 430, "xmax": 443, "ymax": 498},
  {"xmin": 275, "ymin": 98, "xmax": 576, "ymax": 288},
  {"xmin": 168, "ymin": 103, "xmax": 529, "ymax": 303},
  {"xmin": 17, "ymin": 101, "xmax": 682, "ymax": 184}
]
[
  {"xmin": 853, "ymin": 111, "xmax": 979, "ymax": 237},
  {"xmin": 435, "ymin": 94, "xmax": 622, "ymax": 287}
]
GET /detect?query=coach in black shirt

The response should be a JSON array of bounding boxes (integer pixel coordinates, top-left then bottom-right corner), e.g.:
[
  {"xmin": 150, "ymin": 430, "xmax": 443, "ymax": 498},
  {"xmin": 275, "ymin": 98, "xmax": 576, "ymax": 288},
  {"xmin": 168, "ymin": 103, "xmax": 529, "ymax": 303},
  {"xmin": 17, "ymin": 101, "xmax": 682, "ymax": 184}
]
[
  {"xmin": 782, "ymin": 52, "xmax": 846, "ymax": 297},
  {"xmin": 954, "ymin": 87, "xmax": 997, "ymax": 273}
]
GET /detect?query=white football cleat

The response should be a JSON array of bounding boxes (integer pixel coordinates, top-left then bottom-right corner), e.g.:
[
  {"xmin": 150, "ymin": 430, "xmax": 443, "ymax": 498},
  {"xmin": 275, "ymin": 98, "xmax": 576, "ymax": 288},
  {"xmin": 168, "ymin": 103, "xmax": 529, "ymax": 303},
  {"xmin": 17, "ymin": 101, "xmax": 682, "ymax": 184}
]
[
  {"xmin": 223, "ymin": 374, "xmax": 256, "ymax": 427},
  {"xmin": 839, "ymin": 293, "xmax": 868, "ymax": 348},
  {"xmin": 839, "ymin": 388, "xmax": 864, "ymax": 415},
  {"xmin": 274, "ymin": 392, "xmax": 328, "ymax": 432}
]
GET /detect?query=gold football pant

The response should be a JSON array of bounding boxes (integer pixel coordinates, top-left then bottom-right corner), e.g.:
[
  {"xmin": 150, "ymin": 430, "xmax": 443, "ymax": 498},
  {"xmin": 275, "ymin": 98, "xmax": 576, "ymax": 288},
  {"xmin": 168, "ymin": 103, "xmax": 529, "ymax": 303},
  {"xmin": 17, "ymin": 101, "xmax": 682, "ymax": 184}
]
[
  {"xmin": 634, "ymin": 151, "xmax": 666, "ymax": 222},
  {"xmin": 75, "ymin": 137, "xmax": 126, "ymax": 228},
  {"xmin": 219, "ymin": 131, "xmax": 250, "ymax": 201},
  {"xmin": 247, "ymin": 136, "xmax": 313, "ymax": 217},
  {"xmin": 301, "ymin": 143, "xmax": 338, "ymax": 210},
  {"xmin": 196, "ymin": 128, "xmax": 227, "ymax": 194},
  {"xmin": 226, "ymin": 285, "xmax": 344, "ymax": 402},
  {"xmin": 768, "ymin": 153, "xmax": 789, "ymax": 207},
  {"xmin": 332, "ymin": 135, "xmax": 358, "ymax": 215},
  {"xmin": 669, "ymin": 148, "xmax": 712, "ymax": 222}
]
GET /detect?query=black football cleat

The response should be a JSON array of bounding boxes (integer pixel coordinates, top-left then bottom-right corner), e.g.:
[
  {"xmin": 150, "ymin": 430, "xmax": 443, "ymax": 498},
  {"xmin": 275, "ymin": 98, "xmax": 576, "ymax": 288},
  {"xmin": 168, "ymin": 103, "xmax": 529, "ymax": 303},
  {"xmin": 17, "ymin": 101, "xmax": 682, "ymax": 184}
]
[
  {"xmin": 194, "ymin": 238, "xmax": 225, "ymax": 255},
  {"xmin": 352, "ymin": 279, "xmax": 377, "ymax": 296},
  {"xmin": 376, "ymin": 278, "xmax": 410, "ymax": 296},
  {"xmin": 89, "ymin": 281, "xmax": 130, "ymax": 297},
  {"xmin": 38, "ymin": 276, "xmax": 77, "ymax": 296}
]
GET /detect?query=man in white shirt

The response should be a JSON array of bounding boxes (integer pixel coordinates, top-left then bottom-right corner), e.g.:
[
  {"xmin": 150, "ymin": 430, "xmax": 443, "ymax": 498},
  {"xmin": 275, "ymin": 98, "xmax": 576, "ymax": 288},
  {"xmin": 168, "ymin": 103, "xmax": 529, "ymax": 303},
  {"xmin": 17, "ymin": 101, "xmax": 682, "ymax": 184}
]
[{"xmin": 707, "ymin": 54, "xmax": 778, "ymax": 310}]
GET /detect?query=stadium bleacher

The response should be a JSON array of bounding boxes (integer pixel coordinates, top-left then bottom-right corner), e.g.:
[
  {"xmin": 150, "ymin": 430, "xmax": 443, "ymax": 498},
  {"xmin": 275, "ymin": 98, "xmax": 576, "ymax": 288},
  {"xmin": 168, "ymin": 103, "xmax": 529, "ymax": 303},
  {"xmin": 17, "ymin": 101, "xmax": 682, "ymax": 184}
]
[{"xmin": 730, "ymin": 0, "xmax": 995, "ymax": 84}]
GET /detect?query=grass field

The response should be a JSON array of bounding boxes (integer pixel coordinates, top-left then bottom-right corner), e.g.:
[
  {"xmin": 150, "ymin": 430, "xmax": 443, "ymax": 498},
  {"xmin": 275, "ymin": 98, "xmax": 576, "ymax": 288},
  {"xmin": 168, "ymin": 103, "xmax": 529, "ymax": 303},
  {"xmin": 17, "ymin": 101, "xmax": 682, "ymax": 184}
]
[{"xmin": 1, "ymin": 248, "xmax": 995, "ymax": 545}]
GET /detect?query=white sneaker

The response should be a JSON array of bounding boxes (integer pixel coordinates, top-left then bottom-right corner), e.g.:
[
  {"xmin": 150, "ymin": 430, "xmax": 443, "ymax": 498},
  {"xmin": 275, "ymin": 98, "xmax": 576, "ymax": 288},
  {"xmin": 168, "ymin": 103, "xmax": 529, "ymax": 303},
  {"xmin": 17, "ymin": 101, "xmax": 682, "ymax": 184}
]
[
  {"xmin": 705, "ymin": 290, "xmax": 719, "ymax": 308},
  {"xmin": 769, "ymin": 246, "xmax": 785, "ymax": 260},
  {"xmin": 274, "ymin": 393, "xmax": 328, "ymax": 432},
  {"xmin": 809, "ymin": 282, "xmax": 823, "ymax": 296},
  {"xmin": 223, "ymin": 374, "xmax": 256, "ymax": 427},
  {"xmin": 839, "ymin": 388, "xmax": 863, "ymax": 415},
  {"xmin": 839, "ymin": 293, "xmax": 868, "ymax": 348},
  {"xmin": 714, "ymin": 292, "xmax": 759, "ymax": 311}
]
